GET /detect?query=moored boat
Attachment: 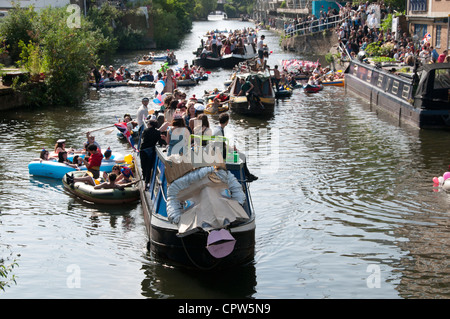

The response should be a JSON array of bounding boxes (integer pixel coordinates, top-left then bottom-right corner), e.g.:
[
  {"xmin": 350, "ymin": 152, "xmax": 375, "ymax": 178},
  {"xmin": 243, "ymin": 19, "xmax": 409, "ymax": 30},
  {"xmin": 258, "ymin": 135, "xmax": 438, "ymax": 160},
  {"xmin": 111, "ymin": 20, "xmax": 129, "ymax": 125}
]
[
  {"xmin": 62, "ymin": 171, "xmax": 140, "ymax": 205},
  {"xmin": 134, "ymin": 144, "xmax": 255, "ymax": 269},
  {"xmin": 345, "ymin": 59, "xmax": 450, "ymax": 129},
  {"xmin": 207, "ymin": 10, "xmax": 227, "ymax": 21},
  {"xmin": 228, "ymin": 73, "xmax": 275, "ymax": 116}
]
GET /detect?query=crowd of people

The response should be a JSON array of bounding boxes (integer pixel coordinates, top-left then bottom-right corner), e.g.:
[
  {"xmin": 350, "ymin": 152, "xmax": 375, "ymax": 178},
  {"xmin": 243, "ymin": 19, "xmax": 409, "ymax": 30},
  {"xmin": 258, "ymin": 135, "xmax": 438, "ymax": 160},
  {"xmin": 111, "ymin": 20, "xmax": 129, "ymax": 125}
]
[
  {"xmin": 198, "ymin": 27, "xmax": 265, "ymax": 58},
  {"xmin": 135, "ymin": 87, "xmax": 258, "ymax": 188},
  {"xmin": 92, "ymin": 61, "xmax": 211, "ymax": 88},
  {"xmin": 334, "ymin": 2, "xmax": 449, "ymax": 65}
]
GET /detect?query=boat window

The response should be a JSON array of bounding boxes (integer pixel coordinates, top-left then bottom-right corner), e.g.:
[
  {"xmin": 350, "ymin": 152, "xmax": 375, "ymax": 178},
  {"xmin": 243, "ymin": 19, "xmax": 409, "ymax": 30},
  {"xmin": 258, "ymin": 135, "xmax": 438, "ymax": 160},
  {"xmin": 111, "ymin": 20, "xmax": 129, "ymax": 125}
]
[
  {"xmin": 434, "ymin": 69, "xmax": 450, "ymax": 89},
  {"xmin": 392, "ymin": 81, "xmax": 399, "ymax": 95},
  {"xmin": 366, "ymin": 70, "xmax": 372, "ymax": 82},
  {"xmin": 402, "ymin": 84, "xmax": 411, "ymax": 100},
  {"xmin": 377, "ymin": 75, "xmax": 384, "ymax": 87}
]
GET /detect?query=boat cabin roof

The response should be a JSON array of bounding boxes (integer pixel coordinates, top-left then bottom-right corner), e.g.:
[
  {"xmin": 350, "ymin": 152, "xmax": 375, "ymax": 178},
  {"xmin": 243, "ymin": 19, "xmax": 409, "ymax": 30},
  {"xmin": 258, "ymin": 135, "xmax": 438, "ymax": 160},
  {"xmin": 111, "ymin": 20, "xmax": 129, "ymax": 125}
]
[{"xmin": 415, "ymin": 63, "xmax": 450, "ymax": 99}]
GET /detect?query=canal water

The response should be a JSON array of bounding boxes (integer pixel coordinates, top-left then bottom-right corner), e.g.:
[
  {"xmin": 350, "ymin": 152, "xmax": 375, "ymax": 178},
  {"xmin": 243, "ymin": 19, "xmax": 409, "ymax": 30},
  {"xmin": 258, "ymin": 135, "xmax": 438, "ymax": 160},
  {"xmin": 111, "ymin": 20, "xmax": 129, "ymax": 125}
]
[{"xmin": 1, "ymin": 20, "xmax": 449, "ymax": 299}]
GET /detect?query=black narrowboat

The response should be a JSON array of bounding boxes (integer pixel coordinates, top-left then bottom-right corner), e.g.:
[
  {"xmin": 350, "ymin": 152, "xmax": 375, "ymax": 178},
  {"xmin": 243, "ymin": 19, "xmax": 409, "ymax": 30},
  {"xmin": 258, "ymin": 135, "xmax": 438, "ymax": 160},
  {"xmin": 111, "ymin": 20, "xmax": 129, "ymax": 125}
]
[{"xmin": 345, "ymin": 60, "xmax": 450, "ymax": 129}]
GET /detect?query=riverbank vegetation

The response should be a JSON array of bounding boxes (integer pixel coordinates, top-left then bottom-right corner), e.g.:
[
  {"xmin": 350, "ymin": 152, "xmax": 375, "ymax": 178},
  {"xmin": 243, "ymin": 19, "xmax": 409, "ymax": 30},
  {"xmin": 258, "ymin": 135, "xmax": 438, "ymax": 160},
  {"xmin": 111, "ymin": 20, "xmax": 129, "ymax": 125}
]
[{"xmin": 0, "ymin": 1, "xmax": 209, "ymax": 107}]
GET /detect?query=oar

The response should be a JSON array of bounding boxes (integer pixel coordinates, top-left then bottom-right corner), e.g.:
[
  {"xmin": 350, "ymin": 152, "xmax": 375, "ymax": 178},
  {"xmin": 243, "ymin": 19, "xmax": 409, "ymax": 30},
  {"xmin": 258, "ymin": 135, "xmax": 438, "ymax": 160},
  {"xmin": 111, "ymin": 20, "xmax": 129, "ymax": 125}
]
[{"xmin": 87, "ymin": 125, "xmax": 114, "ymax": 134}]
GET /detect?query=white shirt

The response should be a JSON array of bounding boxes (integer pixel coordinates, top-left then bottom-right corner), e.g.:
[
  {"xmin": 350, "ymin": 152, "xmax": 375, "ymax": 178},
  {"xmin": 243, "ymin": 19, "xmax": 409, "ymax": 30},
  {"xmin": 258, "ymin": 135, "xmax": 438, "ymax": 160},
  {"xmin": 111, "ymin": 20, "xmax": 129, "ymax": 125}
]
[
  {"xmin": 136, "ymin": 104, "xmax": 148, "ymax": 127},
  {"xmin": 257, "ymin": 40, "xmax": 264, "ymax": 51}
]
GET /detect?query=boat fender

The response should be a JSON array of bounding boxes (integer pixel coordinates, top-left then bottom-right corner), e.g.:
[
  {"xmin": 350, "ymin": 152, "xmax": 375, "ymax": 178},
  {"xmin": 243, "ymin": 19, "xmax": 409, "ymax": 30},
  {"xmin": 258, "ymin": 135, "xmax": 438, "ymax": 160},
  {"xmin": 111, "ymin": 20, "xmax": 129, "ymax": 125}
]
[{"xmin": 206, "ymin": 229, "xmax": 236, "ymax": 258}]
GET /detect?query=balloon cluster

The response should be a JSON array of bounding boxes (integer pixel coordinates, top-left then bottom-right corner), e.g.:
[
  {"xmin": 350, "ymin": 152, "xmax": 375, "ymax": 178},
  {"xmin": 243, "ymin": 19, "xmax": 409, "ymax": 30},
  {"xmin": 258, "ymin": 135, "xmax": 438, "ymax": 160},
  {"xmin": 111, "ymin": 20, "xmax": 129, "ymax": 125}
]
[
  {"xmin": 153, "ymin": 80, "xmax": 165, "ymax": 106},
  {"xmin": 433, "ymin": 172, "xmax": 450, "ymax": 187}
]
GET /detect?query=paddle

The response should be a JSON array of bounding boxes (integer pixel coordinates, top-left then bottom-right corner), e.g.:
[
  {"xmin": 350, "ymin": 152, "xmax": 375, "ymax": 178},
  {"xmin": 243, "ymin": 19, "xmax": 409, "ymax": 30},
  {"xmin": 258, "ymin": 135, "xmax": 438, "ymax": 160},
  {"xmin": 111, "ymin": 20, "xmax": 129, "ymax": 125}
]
[{"xmin": 87, "ymin": 125, "xmax": 114, "ymax": 133}]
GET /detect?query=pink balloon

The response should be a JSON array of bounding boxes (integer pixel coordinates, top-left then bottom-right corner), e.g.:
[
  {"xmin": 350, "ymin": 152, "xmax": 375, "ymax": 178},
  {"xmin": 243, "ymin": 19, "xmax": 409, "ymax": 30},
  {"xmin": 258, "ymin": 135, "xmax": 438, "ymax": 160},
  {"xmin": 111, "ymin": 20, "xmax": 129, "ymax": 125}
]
[
  {"xmin": 443, "ymin": 172, "xmax": 450, "ymax": 181},
  {"xmin": 433, "ymin": 177, "xmax": 439, "ymax": 184}
]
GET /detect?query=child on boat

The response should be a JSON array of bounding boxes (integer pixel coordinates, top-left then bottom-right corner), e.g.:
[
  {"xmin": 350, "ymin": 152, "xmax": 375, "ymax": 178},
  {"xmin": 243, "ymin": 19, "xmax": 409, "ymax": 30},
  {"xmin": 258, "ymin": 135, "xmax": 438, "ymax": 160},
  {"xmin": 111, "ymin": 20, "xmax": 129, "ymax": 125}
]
[{"xmin": 58, "ymin": 151, "xmax": 79, "ymax": 169}]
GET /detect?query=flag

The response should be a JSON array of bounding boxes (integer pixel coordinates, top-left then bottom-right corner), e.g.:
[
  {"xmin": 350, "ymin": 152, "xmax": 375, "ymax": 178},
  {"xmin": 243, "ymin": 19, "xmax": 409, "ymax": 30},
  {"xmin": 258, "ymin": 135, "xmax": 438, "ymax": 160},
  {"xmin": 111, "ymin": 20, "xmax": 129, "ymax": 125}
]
[
  {"xmin": 335, "ymin": 2, "xmax": 343, "ymax": 10},
  {"xmin": 115, "ymin": 122, "xmax": 137, "ymax": 151},
  {"xmin": 421, "ymin": 32, "xmax": 431, "ymax": 44}
]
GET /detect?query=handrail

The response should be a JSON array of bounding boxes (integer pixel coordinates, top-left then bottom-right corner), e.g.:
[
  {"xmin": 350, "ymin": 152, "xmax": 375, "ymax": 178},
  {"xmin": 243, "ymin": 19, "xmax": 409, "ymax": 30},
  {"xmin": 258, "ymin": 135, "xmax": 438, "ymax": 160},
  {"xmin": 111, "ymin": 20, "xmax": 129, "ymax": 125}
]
[{"xmin": 283, "ymin": 14, "xmax": 345, "ymax": 38}]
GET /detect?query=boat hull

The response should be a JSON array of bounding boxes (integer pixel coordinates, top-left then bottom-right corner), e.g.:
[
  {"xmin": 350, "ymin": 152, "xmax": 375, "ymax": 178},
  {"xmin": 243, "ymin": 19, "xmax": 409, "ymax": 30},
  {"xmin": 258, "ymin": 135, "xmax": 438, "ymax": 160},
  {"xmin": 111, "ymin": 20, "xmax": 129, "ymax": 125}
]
[
  {"xmin": 274, "ymin": 89, "xmax": 293, "ymax": 98},
  {"xmin": 193, "ymin": 54, "xmax": 256, "ymax": 69},
  {"xmin": 134, "ymin": 149, "xmax": 255, "ymax": 270},
  {"xmin": 149, "ymin": 216, "xmax": 255, "ymax": 269},
  {"xmin": 229, "ymin": 96, "xmax": 275, "ymax": 116},
  {"xmin": 345, "ymin": 60, "xmax": 450, "ymax": 129}
]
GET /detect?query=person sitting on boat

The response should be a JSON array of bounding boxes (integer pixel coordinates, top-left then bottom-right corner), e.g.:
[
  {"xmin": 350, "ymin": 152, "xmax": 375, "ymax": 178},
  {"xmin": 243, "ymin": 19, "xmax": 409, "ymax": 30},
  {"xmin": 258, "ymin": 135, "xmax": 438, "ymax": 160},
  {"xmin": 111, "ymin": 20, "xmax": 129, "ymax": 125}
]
[
  {"xmin": 102, "ymin": 148, "xmax": 114, "ymax": 163},
  {"xmin": 278, "ymin": 73, "xmax": 288, "ymax": 89},
  {"xmin": 52, "ymin": 139, "xmax": 75, "ymax": 158},
  {"xmin": 93, "ymin": 173, "xmax": 138, "ymax": 190},
  {"xmin": 114, "ymin": 71, "xmax": 124, "ymax": 82},
  {"xmin": 84, "ymin": 132, "xmax": 101, "ymax": 154},
  {"xmin": 34, "ymin": 149, "xmax": 51, "ymax": 162},
  {"xmin": 72, "ymin": 155, "xmax": 83, "ymax": 166},
  {"xmin": 287, "ymin": 75, "xmax": 297, "ymax": 88},
  {"xmin": 205, "ymin": 97, "xmax": 224, "ymax": 115},
  {"xmin": 221, "ymin": 40, "xmax": 231, "ymax": 56},
  {"xmin": 200, "ymin": 46, "xmax": 212, "ymax": 59},
  {"xmin": 58, "ymin": 151, "xmax": 79, "ymax": 169},
  {"xmin": 139, "ymin": 71, "xmax": 154, "ymax": 82}
]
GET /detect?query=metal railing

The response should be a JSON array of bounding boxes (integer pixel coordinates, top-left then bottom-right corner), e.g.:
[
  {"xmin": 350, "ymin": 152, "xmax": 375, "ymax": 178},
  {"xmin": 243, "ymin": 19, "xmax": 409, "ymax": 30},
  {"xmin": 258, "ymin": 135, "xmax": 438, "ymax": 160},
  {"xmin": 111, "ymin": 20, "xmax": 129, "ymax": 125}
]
[{"xmin": 283, "ymin": 14, "xmax": 345, "ymax": 38}]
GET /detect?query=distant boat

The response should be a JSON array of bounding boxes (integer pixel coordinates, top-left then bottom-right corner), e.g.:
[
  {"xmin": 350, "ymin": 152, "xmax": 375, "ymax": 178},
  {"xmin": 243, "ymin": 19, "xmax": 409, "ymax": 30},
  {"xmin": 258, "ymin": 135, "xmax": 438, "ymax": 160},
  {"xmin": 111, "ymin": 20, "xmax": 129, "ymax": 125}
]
[{"xmin": 207, "ymin": 11, "xmax": 227, "ymax": 21}]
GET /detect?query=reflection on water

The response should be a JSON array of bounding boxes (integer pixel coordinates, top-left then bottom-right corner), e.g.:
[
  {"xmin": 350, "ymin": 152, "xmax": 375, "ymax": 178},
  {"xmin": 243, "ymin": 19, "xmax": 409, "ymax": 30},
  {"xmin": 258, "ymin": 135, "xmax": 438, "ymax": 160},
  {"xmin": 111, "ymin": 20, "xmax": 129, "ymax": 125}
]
[{"xmin": 1, "ymin": 19, "xmax": 450, "ymax": 299}]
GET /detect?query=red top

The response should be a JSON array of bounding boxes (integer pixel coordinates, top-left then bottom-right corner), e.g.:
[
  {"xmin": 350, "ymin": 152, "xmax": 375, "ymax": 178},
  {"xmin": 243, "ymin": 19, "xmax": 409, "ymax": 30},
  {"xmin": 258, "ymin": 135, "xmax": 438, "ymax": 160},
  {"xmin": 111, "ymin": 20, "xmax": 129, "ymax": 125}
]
[{"xmin": 88, "ymin": 152, "xmax": 103, "ymax": 170}]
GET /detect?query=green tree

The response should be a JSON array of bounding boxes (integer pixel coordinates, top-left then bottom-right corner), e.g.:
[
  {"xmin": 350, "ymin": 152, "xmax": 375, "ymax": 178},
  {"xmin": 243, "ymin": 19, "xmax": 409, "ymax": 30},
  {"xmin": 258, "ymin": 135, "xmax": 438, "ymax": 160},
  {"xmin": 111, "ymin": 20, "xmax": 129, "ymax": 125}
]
[{"xmin": 0, "ymin": 3, "xmax": 37, "ymax": 63}]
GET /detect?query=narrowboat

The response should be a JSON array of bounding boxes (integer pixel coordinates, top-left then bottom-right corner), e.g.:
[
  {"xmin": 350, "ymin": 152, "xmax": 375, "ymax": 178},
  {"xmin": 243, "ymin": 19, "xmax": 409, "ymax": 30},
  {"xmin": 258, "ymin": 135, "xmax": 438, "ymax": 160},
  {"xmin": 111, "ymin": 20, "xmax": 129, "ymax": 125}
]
[
  {"xmin": 193, "ymin": 44, "xmax": 258, "ymax": 69},
  {"xmin": 228, "ymin": 73, "xmax": 275, "ymax": 116},
  {"xmin": 345, "ymin": 59, "xmax": 450, "ymax": 129},
  {"xmin": 134, "ymin": 143, "xmax": 256, "ymax": 270}
]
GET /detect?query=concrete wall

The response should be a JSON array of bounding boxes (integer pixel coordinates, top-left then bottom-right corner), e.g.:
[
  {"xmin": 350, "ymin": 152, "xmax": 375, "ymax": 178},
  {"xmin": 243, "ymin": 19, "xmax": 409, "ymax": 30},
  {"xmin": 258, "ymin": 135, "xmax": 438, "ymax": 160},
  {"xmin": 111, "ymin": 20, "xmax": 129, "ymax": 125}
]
[
  {"xmin": 0, "ymin": 0, "xmax": 70, "ymax": 9},
  {"xmin": 280, "ymin": 29, "xmax": 339, "ymax": 55}
]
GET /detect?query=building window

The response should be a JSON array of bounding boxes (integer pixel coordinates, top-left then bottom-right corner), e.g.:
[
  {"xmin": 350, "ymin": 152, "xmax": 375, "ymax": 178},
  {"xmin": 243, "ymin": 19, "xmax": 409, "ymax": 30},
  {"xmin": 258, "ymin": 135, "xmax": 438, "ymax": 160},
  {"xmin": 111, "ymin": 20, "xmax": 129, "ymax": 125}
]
[
  {"xmin": 436, "ymin": 25, "xmax": 441, "ymax": 48},
  {"xmin": 409, "ymin": 0, "xmax": 427, "ymax": 11},
  {"xmin": 414, "ymin": 24, "xmax": 427, "ymax": 39}
]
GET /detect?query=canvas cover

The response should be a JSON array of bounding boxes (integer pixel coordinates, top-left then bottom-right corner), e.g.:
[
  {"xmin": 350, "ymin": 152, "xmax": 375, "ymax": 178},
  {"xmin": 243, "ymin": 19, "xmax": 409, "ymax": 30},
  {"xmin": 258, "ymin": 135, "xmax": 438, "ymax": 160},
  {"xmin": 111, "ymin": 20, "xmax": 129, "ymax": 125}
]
[{"xmin": 166, "ymin": 167, "xmax": 248, "ymax": 236}]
